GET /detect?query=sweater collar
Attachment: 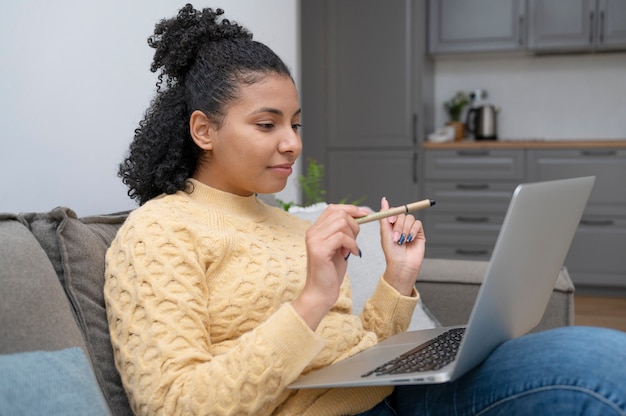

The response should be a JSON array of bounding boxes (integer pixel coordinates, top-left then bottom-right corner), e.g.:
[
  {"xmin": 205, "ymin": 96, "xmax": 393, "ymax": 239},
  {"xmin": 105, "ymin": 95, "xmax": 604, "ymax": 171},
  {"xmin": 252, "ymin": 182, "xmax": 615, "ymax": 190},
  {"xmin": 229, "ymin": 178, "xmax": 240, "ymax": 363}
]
[{"xmin": 185, "ymin": 178, "xmax": 271, "ymax": 221}]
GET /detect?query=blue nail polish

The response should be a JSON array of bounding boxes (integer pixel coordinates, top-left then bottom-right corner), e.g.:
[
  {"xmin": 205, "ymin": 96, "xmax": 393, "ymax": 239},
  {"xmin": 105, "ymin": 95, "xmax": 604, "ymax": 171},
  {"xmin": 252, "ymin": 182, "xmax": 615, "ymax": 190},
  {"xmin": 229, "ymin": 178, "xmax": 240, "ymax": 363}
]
[
  {"xmin": 358, "ymin": 248, "xmax": 362, "ymax": 258},
  {"xmin": 344, "ymin": 253, "xmax": 351, "ymax": 261},
  {"xmin": 398, "ymin": 234, "xmax": 405, "ymax": 245},
  {"xmin": 407, "ymin": 234, "xmax": 414, "ymax": 243}
]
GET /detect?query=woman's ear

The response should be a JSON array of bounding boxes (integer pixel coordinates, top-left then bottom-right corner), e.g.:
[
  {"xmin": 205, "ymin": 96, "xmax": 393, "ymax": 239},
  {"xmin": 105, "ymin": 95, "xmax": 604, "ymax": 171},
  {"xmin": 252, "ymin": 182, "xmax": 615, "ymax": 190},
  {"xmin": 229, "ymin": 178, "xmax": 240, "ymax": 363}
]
[{"xmin": 189, "ymin": 110, "xmax": 214, "ymax": 150}]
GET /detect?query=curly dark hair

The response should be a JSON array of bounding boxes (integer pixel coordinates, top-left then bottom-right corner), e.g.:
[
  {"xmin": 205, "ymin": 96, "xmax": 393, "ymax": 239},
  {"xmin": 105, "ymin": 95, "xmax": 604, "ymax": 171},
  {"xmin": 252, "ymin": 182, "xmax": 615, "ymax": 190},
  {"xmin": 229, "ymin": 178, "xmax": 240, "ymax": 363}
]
[{"xmin": 119, "ymin": 4, "xmax": 292, "ymax": 205}]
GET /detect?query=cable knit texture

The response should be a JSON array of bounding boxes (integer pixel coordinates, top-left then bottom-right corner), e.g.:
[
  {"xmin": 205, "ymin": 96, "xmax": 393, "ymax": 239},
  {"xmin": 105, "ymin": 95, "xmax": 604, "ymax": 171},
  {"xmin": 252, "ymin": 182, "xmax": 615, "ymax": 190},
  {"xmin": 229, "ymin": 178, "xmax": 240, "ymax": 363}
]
[{"xmin": 104, "ymin": 179, "xmax": 419, "ymax": 415}]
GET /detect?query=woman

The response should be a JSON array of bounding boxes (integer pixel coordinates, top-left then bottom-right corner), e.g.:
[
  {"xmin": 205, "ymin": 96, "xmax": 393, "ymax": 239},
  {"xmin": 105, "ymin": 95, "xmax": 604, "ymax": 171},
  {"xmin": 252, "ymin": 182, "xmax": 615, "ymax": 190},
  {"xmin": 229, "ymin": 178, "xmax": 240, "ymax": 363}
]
[{"xmin": 105, "ymin": 5, "xmax": 626, "ymax": 415}]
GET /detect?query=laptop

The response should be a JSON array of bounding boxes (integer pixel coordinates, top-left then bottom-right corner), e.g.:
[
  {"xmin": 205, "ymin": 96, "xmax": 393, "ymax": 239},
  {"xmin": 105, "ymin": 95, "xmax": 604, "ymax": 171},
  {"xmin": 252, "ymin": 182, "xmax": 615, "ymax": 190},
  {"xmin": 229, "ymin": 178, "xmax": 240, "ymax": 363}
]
[{"xmin": 290, "ymin": 176, "xmax": 595, "ymax": 388}]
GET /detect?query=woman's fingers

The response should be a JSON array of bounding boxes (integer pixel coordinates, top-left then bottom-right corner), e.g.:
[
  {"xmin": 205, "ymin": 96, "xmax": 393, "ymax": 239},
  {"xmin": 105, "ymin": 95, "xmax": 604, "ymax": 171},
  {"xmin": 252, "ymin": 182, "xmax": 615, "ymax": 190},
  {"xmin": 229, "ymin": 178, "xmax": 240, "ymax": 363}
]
[
  {"xmin": 309, "ymin": 204, "xmax": 367, "ymax": 257},
  {"xmin": 379, "ymin": 197, "xmax": 419, "ymax": 245}
]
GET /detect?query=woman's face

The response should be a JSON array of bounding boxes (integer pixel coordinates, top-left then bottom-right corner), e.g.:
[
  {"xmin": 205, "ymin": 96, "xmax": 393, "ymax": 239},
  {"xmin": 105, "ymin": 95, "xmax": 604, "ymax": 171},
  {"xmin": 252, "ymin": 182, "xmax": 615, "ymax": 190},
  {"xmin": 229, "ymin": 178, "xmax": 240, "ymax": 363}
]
[{"xmin": 193, "ymin": 73, "xmax": 302, "ymax": 196}]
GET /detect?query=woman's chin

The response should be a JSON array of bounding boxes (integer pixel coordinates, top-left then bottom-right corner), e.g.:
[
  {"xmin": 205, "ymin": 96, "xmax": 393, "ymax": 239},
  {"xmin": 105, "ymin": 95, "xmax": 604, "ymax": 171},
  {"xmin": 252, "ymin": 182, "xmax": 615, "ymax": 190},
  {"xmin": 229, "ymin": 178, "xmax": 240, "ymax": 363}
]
[{"xmin": 256, "ymin": 181, "xmax": 287, "ymax": 196}]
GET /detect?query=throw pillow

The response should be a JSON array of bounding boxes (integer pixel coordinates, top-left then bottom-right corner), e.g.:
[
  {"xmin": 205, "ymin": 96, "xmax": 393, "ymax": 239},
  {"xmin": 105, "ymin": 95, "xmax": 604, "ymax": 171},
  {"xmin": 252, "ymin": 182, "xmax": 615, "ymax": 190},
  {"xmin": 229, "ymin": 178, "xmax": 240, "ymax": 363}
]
[
  {"xmin": 0, "ymin": 347, "xmax": 110, "ymax": 416},
  {"xmin": 22, "ymin": 208, "xmax": 132, "ymax": 416}
]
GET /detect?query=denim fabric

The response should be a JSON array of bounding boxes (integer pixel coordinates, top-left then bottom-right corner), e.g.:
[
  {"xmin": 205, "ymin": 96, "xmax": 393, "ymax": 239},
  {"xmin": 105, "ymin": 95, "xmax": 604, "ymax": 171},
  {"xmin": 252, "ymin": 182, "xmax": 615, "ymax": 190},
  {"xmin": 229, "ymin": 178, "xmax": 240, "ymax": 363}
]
[{"xmin": 358, "ymin": 326, "xmax": 626, "ymax": 415}]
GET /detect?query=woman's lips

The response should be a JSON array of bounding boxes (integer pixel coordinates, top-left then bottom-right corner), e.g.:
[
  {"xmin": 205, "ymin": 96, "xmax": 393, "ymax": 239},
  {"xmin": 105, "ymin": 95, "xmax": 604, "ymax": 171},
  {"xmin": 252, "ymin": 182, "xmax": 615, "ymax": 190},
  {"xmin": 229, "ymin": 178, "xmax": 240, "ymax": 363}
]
[{"xmin": 269, "ymin": 164, "xmax": 293, "ymax": 176}]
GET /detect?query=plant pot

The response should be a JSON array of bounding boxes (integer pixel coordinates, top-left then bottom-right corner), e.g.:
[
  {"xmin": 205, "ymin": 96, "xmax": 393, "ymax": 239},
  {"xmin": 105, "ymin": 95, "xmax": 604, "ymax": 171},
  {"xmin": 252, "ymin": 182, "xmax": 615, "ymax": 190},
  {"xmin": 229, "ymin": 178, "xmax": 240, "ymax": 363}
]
[{"xmin": 446, "ymin": 121, "xmax": 465, "ymax": 141}]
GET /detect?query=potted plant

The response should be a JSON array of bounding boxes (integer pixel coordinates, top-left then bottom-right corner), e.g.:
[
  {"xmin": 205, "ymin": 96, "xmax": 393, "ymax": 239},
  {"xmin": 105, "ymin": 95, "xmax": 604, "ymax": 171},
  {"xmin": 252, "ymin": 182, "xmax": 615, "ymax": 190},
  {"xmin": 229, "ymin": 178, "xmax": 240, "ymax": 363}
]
[
  {"xmin": 444, "ymin": 91, "xmax": 469, "ymax": 141},
  {"xmin": 276, "ymin": 158, "xmax": 365, "ymax": 211}
]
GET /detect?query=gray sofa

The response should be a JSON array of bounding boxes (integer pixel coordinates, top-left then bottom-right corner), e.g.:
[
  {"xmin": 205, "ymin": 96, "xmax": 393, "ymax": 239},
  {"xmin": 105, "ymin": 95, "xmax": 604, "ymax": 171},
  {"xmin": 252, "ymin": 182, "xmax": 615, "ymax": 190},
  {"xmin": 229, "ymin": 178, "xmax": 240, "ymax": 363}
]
[{"xmin": 0, "ymin": 206, "xmax": 575, "ymax": 415}]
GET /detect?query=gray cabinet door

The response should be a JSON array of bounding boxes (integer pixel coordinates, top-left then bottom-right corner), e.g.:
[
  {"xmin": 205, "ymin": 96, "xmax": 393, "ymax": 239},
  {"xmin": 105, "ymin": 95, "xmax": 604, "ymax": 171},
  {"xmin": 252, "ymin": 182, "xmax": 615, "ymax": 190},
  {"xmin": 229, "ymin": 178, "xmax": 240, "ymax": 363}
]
[
  {"xmin": 327, "ymin": 0, "xmax": 416, "ymax": 149},
  {"xmin": 527, "ymin": 148, "xmax": 626, "ymax": 290},
  {"xmin": 527, "ymin": 0, "xmax": 626, "ymax": 51},
  {"xmin": 527, "ymin": 0, "xmax": 595, "ymax": 51},
  {"xmin": 429, "ymin": 0, "xmax": 526, "ymax": 53},
  {"xmin": 566, "ymin": 217, "xmax": 626, "ymax": 288},
  {"xmin": 328, "ymin": 150, "xmax": 419, "ymax": 208},
  {"xmin": 597, "ymin": 0, "xmax": 626, "ymax": 49},
  {"xmin": 301, "ymin": 0, "xmax": 431, "ymax": 209},
  {"xmin": 527, "ymin": 149, "xmax": 626, "ymax": 216}
]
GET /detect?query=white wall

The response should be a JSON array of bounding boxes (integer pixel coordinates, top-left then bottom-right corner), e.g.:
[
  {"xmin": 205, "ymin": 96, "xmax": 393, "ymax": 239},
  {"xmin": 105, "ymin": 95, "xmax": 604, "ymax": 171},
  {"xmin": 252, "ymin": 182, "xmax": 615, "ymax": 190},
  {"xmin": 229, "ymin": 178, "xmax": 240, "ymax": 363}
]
[
  {"xmin": 0, "ymin": 0, "xmax": 299, "ymax": 216},
  {"xmin": 434, "ymin": 52, "xmax": 626, "ymax": 140}
]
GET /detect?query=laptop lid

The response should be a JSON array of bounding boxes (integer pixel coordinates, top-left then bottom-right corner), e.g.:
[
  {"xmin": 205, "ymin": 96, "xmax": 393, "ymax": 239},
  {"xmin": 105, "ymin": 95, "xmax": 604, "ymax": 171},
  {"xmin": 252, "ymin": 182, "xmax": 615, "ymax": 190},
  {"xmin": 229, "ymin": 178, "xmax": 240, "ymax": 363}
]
[
  {"xmin": 449, "ymin": 176, "xmax": 595, "ymax": 380},
  {"xmin": 290, "ymin": 176, "xmax": 595, "ymax": 388}
]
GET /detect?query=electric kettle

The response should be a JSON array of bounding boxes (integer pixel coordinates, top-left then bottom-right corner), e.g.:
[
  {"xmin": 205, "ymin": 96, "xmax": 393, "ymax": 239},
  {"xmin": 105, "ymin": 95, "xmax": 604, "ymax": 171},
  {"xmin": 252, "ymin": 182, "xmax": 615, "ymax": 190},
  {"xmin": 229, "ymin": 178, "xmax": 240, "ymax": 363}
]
[{"xmin": 466, "ymin": 105, "xmax": 499, "ymax": 140}]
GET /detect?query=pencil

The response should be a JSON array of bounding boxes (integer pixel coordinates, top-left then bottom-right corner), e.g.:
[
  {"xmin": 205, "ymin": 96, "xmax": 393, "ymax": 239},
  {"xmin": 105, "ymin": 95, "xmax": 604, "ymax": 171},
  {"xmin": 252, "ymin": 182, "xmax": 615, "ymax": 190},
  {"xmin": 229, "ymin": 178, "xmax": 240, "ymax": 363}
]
[{"xmin": 355, "ymin": 199, "xmax": 436, "ymax": 224}]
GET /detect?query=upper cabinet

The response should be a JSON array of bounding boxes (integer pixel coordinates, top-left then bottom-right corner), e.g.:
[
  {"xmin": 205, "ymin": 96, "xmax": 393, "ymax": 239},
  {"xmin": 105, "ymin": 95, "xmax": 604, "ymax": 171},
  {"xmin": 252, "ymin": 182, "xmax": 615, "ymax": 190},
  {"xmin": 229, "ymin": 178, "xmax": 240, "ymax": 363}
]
[
  {"xmin": 429, "ymin": 0, "xmax": 526, "ymax": 53},
  {"xmin": 301, "ymin": 0, "xmax": 433, "ymax": 208},
  {"xmin": 429, "ymin": 0, "xmax": 626, "ymax": 54},
  {"xmin": 528, "ymin": 0, "xmax": 626, "ymax": 51},
  {"xmin": 600, "ymin": 0, "xmax": 626, "ymax": 48}
]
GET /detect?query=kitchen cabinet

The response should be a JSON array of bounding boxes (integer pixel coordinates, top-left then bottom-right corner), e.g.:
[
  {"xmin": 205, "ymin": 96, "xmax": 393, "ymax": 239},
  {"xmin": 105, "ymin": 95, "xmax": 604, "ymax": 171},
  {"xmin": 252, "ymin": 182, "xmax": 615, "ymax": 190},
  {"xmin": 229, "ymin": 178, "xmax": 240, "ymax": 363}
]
[
  {"xmin": 527, "ymin": 148, "xmax": 626, "ymax": 289},
  {"xmin": 527, "ymin": 0, "xmax": 626, "ymax": 51},
  {"xmin": 428, "ymin": 0, "xmax": 526, "ymax": 54},
  {"xmin": 422, "ymin": 149, "xmax": 523, "ymax": 260},
  {"xmin": 429, "ymin": 0, "xmax": 626, "ymax": 55},
  {"xmin": 301, "ymin": 0, "xmax": 433, "ymax": 208},
  {"xmin": 422, "ymin": 142, "xmax": 626, "ymax": 292}
]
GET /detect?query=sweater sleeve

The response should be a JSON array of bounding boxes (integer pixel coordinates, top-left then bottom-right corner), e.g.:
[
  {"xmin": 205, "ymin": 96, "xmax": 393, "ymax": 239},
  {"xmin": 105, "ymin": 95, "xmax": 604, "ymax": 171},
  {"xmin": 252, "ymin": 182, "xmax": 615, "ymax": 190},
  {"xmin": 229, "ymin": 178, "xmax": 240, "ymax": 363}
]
[
  {"xmin": 359, "ymin": 277, "xmax": 420, "ymax": 341},
  {"xmin": 105, "ymin": 217, "xmax": 325, "ymax": 416}
]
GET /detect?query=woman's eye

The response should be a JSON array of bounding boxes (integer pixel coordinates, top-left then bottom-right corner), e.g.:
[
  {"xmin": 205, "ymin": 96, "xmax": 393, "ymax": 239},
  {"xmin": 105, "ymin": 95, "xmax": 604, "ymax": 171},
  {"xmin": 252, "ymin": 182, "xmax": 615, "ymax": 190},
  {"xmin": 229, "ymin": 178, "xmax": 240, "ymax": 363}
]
[
  {"xmin": 292, "ymin": 123, "xmax": 302, "ymax": 131},
  {"xmin": 257, "ymin": 123, "xmax": 274, "ymax": 130}
]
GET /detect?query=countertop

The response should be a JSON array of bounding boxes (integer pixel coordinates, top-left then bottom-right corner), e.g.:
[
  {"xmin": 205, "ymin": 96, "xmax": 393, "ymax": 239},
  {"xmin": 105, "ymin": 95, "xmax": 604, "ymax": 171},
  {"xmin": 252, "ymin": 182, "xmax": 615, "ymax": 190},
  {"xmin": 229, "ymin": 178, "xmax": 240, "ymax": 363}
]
[{"xmin": 423, "ymin": 139, "xmax": 626, "ymax": 150}]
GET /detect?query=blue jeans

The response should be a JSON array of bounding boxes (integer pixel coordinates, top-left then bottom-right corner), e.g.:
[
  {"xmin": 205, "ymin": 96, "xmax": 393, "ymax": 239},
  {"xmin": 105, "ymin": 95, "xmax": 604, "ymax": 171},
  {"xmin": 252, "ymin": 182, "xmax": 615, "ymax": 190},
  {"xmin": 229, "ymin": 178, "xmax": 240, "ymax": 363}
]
[{"xmin": 358, "ymin": 326, "xmax": 626, "ymax": 415}]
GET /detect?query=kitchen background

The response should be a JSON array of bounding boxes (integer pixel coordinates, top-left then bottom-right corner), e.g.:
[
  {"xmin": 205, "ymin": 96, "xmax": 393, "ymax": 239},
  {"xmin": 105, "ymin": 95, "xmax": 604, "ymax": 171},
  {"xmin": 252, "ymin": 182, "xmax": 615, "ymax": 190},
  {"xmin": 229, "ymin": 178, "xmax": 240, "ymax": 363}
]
[
  {"xmin": 1, "ymin": 0, "xmax": 625, "ymax": 214},
  {"xmin": 434, "ymin": 52, "xmax": 626, "ymax": 140},
  {"xmin": 299, "ymin": 0, "xmax": 626, "ymax": 295}
]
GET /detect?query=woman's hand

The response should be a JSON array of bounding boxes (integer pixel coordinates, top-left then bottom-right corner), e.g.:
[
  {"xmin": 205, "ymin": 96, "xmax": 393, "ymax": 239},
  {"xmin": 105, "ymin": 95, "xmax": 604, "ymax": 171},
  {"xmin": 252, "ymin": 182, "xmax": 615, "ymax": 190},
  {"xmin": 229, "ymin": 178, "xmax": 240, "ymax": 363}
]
[
  {"xmin": 291, "ymin": 204, "xmax": 369, "ymax": 330},
  {"xmin": 378, "ymin": 197, "xmax": 426, "ymax": 296}
]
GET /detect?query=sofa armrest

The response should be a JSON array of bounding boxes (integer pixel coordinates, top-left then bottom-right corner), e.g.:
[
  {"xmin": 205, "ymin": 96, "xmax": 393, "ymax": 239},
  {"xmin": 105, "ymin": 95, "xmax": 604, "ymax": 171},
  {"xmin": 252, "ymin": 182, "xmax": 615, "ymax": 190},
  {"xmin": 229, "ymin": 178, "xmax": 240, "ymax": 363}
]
[{"xmin": 416, "ymin": 258, "xmax": 575, "ymax": 333}]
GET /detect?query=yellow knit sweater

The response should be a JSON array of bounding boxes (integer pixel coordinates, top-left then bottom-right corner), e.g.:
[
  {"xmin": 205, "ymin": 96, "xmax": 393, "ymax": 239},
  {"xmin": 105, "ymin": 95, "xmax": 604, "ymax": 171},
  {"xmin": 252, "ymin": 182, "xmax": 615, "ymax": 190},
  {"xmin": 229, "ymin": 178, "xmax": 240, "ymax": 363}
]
[{"xmin": 104, "ymin": 179, "xmax": 419, "ymax": 416}]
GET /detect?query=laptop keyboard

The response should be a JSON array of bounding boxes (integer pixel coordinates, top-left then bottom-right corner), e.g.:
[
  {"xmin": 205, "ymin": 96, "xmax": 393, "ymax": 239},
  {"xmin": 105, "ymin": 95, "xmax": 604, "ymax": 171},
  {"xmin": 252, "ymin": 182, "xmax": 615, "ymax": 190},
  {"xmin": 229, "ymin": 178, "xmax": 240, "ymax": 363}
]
[{"xmin": 361, "ymin": 328, "xmax": 466, "ymax": 377}]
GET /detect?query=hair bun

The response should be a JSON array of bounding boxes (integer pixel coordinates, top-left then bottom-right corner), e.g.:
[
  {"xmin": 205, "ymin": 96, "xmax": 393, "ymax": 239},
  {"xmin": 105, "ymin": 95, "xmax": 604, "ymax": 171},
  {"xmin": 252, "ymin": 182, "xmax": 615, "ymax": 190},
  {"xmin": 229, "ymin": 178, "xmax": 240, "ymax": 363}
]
[{"xmin": 148, "ymin": 4, "xmax": 251, "ymax": 83}]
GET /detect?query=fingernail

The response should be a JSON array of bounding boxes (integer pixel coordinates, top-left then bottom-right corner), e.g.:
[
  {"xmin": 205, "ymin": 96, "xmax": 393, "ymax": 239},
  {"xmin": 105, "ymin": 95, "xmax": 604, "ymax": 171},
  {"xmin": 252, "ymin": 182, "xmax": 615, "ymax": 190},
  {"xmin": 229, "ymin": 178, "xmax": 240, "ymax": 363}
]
[
  {"xmin": 398, "ymin": 234, "xmax": 406, "ymax": 245},
  {"xmin": 407, "ymin": 234, "xmax": 414, "ymax": 243},
  {"xmin": 358, "ymin": 248, "xmax": 362, "ymax": 258},
  {"xmin": 344, "ymin": 253, "xmax": 351, "ymax": 261},
  {"xmin": 393, "ymin": 231, "xmax": 400, "ymax": 242}
]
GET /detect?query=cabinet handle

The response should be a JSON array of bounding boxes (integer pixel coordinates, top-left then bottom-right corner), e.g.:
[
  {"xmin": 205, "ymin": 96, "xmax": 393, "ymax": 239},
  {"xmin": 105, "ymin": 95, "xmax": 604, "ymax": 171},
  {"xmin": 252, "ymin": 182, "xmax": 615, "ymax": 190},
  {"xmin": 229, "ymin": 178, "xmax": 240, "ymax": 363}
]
[
  {"xmin": 412, "ymin": 152, "xmax": 418, "ymax": 184},
  {"xmin": 599, "ymin": 11, "xmax": 605, "ymax": 44},
  {"xmin": 581, "ymin": 150, "xmax": 617, "ymax": 157},
  {"xmin": 457, "ymin": 150, "xmax": 490, "ymax": 157},
  {"xmin": 456, "ymin": 216, "xmax": 489, "ymax": 223},
  {"xmin": 455, "ymin": 249, "xmax": 489, "ymax": 257},
  {"xmin": 412, "ymin": 113, "xmax": 418, "ymax": 145},
  {"xmin": 456, "ymin": 183, "xmax": 489, "ymax": 190},
  {"xmin": 518, "ymin": 15, "xmax": 524, "ymax": 47},
  {"xmin": 589, "ymin": 10, "xmax": 595, "ymax": 44},
  {"xmin": 580, "ymin": 218, "xmax": 615, "ymax": 227}
]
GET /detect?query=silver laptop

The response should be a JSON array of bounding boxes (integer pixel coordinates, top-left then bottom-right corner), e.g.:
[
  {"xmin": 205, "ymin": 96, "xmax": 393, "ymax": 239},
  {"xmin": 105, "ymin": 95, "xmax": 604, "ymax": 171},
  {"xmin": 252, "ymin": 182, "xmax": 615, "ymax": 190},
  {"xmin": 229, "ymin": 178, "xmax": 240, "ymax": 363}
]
[{"xmin": 290, "ymin": 176, "xmax": 595, "ymax": 388}]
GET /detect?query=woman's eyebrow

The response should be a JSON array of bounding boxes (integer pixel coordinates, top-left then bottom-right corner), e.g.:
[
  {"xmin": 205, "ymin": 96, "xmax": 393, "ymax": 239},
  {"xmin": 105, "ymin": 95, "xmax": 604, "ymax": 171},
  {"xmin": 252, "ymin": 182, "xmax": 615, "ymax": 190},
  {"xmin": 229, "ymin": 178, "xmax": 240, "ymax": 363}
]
[{"xmin": 253, "ymin": 107, "xmax": 302, "ymax": 117}]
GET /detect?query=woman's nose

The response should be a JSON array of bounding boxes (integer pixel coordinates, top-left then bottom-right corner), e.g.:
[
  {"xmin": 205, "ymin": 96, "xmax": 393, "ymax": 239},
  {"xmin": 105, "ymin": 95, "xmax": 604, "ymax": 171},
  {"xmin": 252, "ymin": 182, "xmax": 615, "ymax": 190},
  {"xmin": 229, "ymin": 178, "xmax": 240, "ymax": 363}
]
[{"xmin": 280, "ymin": 128, "xmax": 302, "ymax": 155}]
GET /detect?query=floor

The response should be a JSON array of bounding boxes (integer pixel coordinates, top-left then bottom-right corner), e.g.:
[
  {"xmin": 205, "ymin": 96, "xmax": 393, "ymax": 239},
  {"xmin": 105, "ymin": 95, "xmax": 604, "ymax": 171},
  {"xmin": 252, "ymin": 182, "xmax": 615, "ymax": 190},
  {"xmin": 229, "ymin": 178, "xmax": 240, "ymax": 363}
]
[{"xmin": 574, "ymin": 295, "xmax": 626, "ymax": 332}]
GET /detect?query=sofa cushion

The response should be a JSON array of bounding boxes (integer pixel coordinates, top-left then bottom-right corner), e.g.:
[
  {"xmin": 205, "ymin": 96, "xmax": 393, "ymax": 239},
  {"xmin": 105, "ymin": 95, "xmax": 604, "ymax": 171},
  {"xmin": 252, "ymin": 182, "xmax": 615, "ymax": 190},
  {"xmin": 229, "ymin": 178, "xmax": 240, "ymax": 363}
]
[
  {"xmin": 20, "ymin": 208, "xmax": 132, "ymax": 416},
  {"xmin": 0, "ymin": 215, "xmax": 87, "ymax": 354},
  {"xmin": 0, "ymin": 347, "xmax": 110, "ymax": 415}
]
